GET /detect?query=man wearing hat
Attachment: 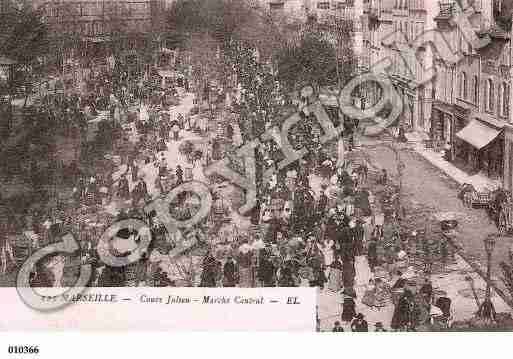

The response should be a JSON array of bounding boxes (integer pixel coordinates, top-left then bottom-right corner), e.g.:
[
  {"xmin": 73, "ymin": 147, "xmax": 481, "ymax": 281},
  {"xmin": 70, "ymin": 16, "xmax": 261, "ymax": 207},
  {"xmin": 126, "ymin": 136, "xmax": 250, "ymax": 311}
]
[
  {"xmin": 316, "ymin": 184, "xmax": 329, "ymax": 221},
  {"xmin": 223, "ymin": 256, "xmax": 239, "ymax": 287},
  {"xmin": 332, "ymin": 321, "xmax": 344, "ymax": 332},
  {"xmin": 351, "ymin": 313, "xmax": 368, "ymax": 332},
  {"xmin": 374, "ymin": 322, "xmax": 387, "ymax": 332}
]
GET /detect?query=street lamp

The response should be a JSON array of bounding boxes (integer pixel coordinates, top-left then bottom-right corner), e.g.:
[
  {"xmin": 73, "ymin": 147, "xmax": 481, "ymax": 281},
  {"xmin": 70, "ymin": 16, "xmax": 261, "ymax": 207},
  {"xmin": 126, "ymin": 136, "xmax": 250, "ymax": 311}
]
[{"xmin": 483, "ymin": 234, "xmax": 497, "ymax": 301}]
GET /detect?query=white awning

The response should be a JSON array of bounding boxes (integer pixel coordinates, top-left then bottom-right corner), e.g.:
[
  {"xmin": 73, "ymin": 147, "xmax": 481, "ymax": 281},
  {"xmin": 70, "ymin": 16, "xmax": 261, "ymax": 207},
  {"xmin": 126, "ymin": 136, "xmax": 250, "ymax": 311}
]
[{"xmin": 456, "ymin": 119, "xmax": 501, "ymax": 150}]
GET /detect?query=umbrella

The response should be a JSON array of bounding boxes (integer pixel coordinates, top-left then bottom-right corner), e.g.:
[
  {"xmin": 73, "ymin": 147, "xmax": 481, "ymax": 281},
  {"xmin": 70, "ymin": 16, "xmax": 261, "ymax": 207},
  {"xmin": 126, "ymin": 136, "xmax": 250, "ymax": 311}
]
[
  {"xmin": 432, "ymin": 212, "xmax": 463, "ymax": 222},
  {"xmin": 430, "ymin": 306, "xmax": 443, "ymax": 317},
  {"xmin": 252, "ymin": 239, "xmax": 265, "ymax": 250},
  {"xmin": 239, "ymin": 243, "xmax": 252, "ymax": 254}
]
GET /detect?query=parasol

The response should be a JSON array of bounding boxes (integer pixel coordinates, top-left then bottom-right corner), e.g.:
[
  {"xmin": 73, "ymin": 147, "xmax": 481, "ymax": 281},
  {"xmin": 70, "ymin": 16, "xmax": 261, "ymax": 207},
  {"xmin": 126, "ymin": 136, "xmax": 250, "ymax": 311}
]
[
  {"xmin": 432, "ymin": 212, "xmax": 464, "ymax": 222},
  {"xmin": 252, "ymin": 239, "xmax": 265, "ymax": 250},
  {"xmin": 429, "ymin": 306, "xmax": 443, "ymax": 317},
  {"xmin": 403, "ymin": 266, "xmax": 417, "ymax": 280},
  {"xmin": 239, "ymin": 243, "xmax": 252, "ymax": 254}
]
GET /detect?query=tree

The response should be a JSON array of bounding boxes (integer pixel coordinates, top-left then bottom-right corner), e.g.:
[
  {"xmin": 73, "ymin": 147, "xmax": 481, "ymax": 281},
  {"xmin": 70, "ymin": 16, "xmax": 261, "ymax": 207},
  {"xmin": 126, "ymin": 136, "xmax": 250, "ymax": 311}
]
[
  {"xmin": 275, "ymin": 18, "xmax": 355, "ymax": 92},
  {"xmin": 0, "ymin": 1, "xmax": 50, "ymax": 102}
]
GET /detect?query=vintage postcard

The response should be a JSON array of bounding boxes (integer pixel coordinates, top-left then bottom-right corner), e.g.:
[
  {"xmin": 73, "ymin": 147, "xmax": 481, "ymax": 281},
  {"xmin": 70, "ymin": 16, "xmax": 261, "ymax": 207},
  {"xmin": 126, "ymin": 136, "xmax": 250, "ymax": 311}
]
[{"xmin": 1, "ymin": 0, "xmax": 513, "ymax": 332}]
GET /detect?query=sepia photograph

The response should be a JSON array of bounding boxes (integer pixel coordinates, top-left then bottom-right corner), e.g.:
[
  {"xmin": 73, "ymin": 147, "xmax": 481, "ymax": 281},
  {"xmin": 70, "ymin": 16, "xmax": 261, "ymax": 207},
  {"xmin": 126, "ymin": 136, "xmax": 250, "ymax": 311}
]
[{"xmin": 1, "ymin": 0, "xmax": 513, "ymax": 335}]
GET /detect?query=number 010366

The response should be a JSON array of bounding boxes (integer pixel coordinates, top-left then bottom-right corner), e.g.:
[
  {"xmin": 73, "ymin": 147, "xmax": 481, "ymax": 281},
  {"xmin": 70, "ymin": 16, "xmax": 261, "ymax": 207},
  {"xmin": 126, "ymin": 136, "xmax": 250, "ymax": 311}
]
[{"xmin": 8, "ymin": 345, "xmax": 39, "ymax": 354}]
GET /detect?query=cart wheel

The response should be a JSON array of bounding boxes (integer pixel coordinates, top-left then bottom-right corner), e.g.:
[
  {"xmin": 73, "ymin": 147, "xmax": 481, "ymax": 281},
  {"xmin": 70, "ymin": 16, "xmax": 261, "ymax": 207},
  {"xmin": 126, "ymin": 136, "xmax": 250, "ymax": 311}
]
[{"xmin": 499, "ymin": 210, "xmax": 507, "ymax": 235}]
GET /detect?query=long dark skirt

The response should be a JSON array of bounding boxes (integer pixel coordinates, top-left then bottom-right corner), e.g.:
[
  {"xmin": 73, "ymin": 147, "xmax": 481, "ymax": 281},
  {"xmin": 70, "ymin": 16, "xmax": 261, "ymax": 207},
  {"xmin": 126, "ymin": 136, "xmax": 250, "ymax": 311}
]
[{"xmin": 341, "ymin": 298, "xmax": 357, "ymax": 322}]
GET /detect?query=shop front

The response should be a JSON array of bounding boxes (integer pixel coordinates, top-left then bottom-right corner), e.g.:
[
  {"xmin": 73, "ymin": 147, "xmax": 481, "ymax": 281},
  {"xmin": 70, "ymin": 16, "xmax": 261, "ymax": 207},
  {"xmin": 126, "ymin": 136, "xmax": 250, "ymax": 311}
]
[
  {"xmin": 430, "ymin": 101, "xmax": 455, "ymax": 152},
  {"xmin": 454, "ymin": 118, "xmax": 504, "ymax": 180}
]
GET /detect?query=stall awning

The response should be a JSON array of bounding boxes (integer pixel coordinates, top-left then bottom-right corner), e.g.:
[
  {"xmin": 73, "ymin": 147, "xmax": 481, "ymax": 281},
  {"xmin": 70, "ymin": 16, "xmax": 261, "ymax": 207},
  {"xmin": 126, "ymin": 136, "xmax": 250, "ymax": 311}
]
[{"xmin": 456, "ymin": 119, "xmax": 501, "ymax": 150}]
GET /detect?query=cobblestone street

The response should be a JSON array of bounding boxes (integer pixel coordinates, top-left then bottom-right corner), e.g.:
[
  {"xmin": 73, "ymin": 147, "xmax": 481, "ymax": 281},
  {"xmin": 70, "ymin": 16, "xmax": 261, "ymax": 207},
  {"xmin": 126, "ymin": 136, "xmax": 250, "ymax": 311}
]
[{"xmin": 362, "ymin": 141, "xmax": 512, "ymax": 300}]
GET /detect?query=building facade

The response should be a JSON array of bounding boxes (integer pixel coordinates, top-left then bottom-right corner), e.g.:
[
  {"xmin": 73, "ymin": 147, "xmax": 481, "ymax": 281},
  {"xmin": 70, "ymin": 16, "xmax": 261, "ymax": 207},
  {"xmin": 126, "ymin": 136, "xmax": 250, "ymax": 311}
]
[
  {"xmin": 431, "ymin": 0, "xmax": 512, "ymax": 187},
  {"xmin": 361, "ymin": 0, "xmax": 438, "ymax": 133},
  {"xmin": 37, "ymin": 0, "xmax": 165, "ymax": 38},
  {"xmin": 361, "ymin": 0, "xmax": 513, "ymax": 188}
]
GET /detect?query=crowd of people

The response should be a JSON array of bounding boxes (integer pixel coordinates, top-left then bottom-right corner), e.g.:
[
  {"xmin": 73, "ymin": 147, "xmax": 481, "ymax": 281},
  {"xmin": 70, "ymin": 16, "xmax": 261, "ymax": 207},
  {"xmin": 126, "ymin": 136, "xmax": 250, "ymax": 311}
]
[{"xmin": 1, "ymin": 47, "xmax": 506, "ymax": 333}]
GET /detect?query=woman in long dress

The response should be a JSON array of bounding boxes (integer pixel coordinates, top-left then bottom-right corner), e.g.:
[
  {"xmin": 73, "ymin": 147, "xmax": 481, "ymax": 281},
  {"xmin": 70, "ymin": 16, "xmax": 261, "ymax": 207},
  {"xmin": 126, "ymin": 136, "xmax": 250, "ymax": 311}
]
[
  {"xmin": 328, "ymin": 256, "xmax": 343, "ymax": 292},
  {"xmin": 318, "ymin": 238, "xmax": 334, "ymax": 279},
  {"xmin": 355, "ymin": 254, "xmax": 373, "ymax": 287}
]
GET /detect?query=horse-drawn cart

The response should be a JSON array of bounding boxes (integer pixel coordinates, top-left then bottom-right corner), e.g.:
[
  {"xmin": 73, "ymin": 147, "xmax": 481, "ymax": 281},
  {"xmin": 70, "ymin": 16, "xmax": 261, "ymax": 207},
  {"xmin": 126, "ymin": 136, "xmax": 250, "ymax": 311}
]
[{"xmin": 463, "ymin": 189, "xmax": 493, "ymax": 208}]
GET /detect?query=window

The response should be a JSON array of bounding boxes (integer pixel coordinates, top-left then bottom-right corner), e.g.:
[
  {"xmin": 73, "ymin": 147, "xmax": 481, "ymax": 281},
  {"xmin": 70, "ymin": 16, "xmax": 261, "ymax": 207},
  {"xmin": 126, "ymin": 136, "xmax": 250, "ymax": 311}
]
[
  {"xmin": 487, "ymin": 79, "xmax": 494, "ymax": 112},
  {"xmin": 473, "ymin": 75, "xmax": 479, "ymax": 104},
  {"xmin": 444, "ymin": 68, "xmax": 449, "ymax": 101},
  {"xmin": 317, "ymin": 2, "xmax": 330, "ymax": 9},
  {"xmin": 463, "ymin": 72, "xmax": 468, "ymax": 99},
  {"xmin": 459, "ymin": 72, "xmax": 467, "ymax": 98},
  {"xmin": 501, "ymin": 83, "xmax": 510, "ymax": 116}
]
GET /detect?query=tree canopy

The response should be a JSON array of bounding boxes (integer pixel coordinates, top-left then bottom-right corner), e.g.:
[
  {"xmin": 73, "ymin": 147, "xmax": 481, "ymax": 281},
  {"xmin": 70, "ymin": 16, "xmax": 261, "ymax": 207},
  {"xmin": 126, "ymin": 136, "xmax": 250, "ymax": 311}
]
[
  {"xmin": 275, "ymin": 19, "xmax": 355, "ymax": 91},
  {"xmin": 0, "ymin": 1, "xmax": 49, "ymax": 66}
]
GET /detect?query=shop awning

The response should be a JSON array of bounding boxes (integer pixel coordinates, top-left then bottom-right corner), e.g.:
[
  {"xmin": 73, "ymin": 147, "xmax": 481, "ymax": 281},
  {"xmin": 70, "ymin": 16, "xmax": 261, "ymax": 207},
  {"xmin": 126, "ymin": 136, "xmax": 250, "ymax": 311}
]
[{"xmin": 456, "ymin": 119, "xmax": 501, "ymax": 150}]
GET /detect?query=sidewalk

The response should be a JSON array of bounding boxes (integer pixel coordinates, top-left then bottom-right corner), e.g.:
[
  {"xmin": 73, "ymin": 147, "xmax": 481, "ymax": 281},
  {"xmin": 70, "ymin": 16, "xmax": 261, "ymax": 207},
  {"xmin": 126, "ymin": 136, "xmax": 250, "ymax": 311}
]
[
  {"xmin": 318, "ymin": 253, "xmax": 513, "ymax": 332},
  {"xmin": 404, "ymin": 132, "xmax": 500, "ymax": 192}
]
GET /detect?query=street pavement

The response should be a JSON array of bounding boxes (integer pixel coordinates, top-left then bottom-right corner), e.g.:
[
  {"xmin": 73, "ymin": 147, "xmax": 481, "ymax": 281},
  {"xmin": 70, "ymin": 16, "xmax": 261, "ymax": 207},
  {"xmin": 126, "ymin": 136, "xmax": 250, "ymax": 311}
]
[
  {"xmin": 318, "ymin": 253, "xmax": 512, "ymax": 331},
  {"xmin": 360, "ymin": 143, "xmax": 511, "ymax": 289}
]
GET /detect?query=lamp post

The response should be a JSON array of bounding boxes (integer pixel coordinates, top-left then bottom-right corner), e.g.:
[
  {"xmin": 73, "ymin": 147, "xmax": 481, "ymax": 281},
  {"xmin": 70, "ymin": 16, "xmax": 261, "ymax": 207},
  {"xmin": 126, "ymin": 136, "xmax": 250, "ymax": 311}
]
[{"xmin": 484, "ymin": 234, "xmax": 497, "ymax": 301}]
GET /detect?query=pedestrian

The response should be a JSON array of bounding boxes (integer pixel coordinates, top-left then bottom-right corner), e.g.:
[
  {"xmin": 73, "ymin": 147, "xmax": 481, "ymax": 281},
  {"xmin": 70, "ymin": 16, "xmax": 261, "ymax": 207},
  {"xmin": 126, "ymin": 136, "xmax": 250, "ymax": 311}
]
[
  {"xmin": 172, "ymin": 121, "xmax": 180, "ymax": 141},
  {"xmin": 351, "ymin": 313, "xmax": 369, "ymax": 332},
  {"xmin": 368, "ymin": 236, "xmax": 378, "ymax": 272},
  {"xmin": 332, "ymin": 321, "xmax": 344, "ymax": 332},
  {"xmin": 420, "ymin": 277, "xmax": 433, "ymax": 303},
  {"xmin": 117, "ymin": 174, "xmax": 130, "ymax": 201},
  {"xmin": 158, "ymin": 155, "xmax": 167, "ymax": 177},
  {"xmin": 316, "ymin": 184, "xmax": 329, "ymax": 222},
  {"xmin": 341, "ymin": 288, "xmax": 357, "ymax": 322},
  {"xmin": 200, "ymin": 251, "xmax": 219, "ymax": 287},
  {"xmin": 257, "ymin": 249, "xmax": 276, "ymax": 287},
  {"xmin": 342, "ymin": 258, "xmax": 356, "ymax": 290},
  {"xmin": 223, "ymin": 256, "xmax": 239, "ymax": 287},
  {"xmin": 131, "ymin": 161, "xmax": 139, "ymax": 182},
  {"xmin": 391, "ymin": 289, "xmax": 414, "ymax": 331},
  {"xmin": 379, "ymin": 169, "xmax": 388, "ymax": 185},
  {"xmin": 327, "ymin": 255, "xmax": 343, "ymax": 292},
  {"xmin": 177, "ymin": 113, "xmax": 184, "ymax": 130},
  {"xmin": 133, "ymin": 178, "xmax": 148, "ymax": 205},
  {"xmin": 374, "ymin": 322, "xmax": 387, "ymax": 332},
  {"xmin": 176, "ymin": 165, "xmax": 184, "ymax": 185}
]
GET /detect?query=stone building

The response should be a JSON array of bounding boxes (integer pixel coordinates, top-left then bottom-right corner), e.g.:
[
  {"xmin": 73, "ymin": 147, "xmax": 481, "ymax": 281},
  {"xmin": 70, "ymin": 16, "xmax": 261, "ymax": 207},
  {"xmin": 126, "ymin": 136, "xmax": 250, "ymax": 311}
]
[
  {"xmin": 431, "ymin": 0, "xmax": 512, "ymax": 186},
  {"xmin": 360, "ymin": 0, "xmax": 438, "ymax": 133},
  {"xmin": 37, "ymin": 0, "xmax": 165, "ymax": 38},
  {"xmin": 361, "ymin": 0, "xmax": 513, "ymax": 188}
]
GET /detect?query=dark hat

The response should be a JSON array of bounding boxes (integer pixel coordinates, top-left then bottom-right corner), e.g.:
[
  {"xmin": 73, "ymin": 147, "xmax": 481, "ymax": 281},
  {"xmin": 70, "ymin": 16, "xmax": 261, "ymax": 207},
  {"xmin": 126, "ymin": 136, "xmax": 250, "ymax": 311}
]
[
  {"xmin": 334, "ymin": 321, "xmax": 341, "ymax": 326},
  {"xmin": 375, "ymin": 322, "xmax": 383, "ymax": 328}
]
